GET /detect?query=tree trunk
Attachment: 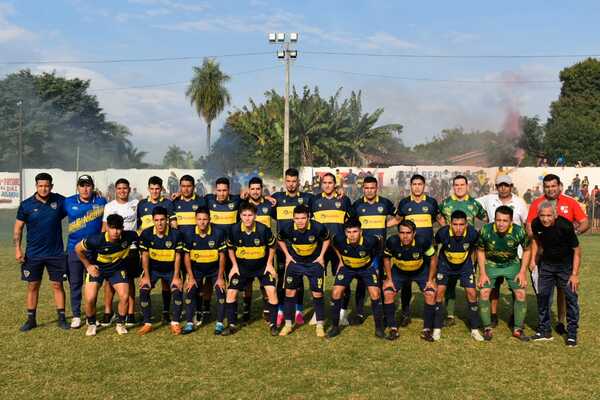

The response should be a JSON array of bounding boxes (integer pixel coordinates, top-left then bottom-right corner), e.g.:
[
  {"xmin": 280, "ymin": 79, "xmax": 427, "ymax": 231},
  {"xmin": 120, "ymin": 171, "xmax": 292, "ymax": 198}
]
[{"xmin": 206, "ymin": 121, "xmax": 212, "ymax": 153}]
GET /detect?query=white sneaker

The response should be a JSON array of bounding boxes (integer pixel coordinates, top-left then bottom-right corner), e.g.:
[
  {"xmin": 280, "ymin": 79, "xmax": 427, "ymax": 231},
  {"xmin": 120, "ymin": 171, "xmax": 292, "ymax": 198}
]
[
  {"xmin": 432, "ymin": 328, "xmax": 441, "ymax": 341},
  {"xmin": 115, "ymin": 323, "xmax": 128, "ymax": 335},
  {"xmin": 70, "ymin": 317, "xmax": 82, "ymax": 329},
  {"xmin": 309, "ymin": 312, "xmax": 317, "ymax": 326},
  {"xmin": 339, "ymin": 309, "xmax": 350, "ymax": 326},
  {"xmin": 471, "ymin": 329, "xmax": 484, "ymax": 342},
  {"xmin": 85, "ymin": 324, "xmax": 97, "ymax": 337}
]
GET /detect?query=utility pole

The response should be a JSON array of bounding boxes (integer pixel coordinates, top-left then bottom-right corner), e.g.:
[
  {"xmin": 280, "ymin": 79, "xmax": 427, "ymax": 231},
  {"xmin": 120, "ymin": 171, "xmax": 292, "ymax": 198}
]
[
  {"xmin": 269, "ymin": 32, "xmax": 298, "ymax": 178},
  {"xmin": 16, "ymin": 100, "xmax": 23, "ymax": 202}
]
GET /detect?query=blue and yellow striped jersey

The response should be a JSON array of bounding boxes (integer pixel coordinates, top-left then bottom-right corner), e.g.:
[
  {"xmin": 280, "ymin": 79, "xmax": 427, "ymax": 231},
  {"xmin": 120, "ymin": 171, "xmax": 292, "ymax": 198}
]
[
  {"xmin": 312, "ymin": 193, "xmax": 353, "ymax": 237},
  {"xmin": 183, "ymin": 224, "xmax": 227, "ymax": 272},
  {"xmin": 395, "ymin": 194, "xmax": 439, "ymax": 247},
  {"xmin": 333, "ymin": 233, "xmax": 379, "ymax": 269},
  {"xmin": 272, "ymin": 191, "xmax": 314, "ymax": 231},
  {"xmin": 204, "ymin": 194, "xmax": 241, "ymax": 233},
  {"xmin": 139, "ymin": 226, "xmax": 183, "ymax": 273},
  {"xmin": 137, "ymin": 197, "xmax": 175, "ymax": 232},
  {"xmin": 227, "ymin": 222, "xmax": 275, "ymax": 269},
  {"xmin": 384, "ymin": 235, "xmax": 435, "ymax": 272},
  {"xmin": 249, "ymin": 197, "xmax": 276, "ymax": 229},
  {"xmin": 81, "ymin": 230, "xmax": 138, "ymax": 273},
  {"xmin": 352, "ymin": 196, "xmax": 396, "ymax": 239},
  {"xmin": 172, "ymin": 194, "xmax": 205, "ymax": 240},
  {"xmin": 434, "ymin": 225, "xmax": 479, "ymax": 267},
  {"xmin": 277, "ymin": 220, "xmax": 330, "ymax": 264}
]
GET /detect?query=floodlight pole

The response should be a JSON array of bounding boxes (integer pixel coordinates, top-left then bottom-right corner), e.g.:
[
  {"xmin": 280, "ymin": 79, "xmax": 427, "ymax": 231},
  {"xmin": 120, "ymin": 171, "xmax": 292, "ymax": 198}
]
[
  {"xmin": 283, "ymin": 40, "xmax": 290, "ymax": 177},
  {"xmin": 17, "ymin": 100, "xmax": 23, "ymax": 202}
]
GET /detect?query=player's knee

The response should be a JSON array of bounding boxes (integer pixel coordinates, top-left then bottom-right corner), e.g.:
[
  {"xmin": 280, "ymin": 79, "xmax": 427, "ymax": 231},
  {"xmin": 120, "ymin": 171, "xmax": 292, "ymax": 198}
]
[
  {"xmin": 480, "ymin": 288, "xmax": 491, "ymax": 300},
  {"xmin": 383, "ymin": 289, "xmax": 395, "ymax": 303},
  {"xmin": 285, "ymin": 289, "xmax": 296, "ymax": 298},
  {"xmin": 331, "ymin": 286, "xmax": 344, "ymax": 300},
  {"xmin": 514, "ymin": 289, "xmax": 526, "ymax": 302},
  {"xmin": 312, "ymin": 291, "xmax": 323, "ymax": 299},
  {"xmin": 424, "ymin": 290, "xmax": 435, "ymax": 304},
  {"xmin": 466, "ymin": 289, "xmax": 477, "ymax": 302}
]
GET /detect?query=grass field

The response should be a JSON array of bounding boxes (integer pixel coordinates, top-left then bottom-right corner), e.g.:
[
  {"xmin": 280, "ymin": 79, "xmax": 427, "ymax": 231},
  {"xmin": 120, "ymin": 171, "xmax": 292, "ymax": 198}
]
[{"xmin": 0, "ymin": 210, "xmax": 598, "ymax": 399}]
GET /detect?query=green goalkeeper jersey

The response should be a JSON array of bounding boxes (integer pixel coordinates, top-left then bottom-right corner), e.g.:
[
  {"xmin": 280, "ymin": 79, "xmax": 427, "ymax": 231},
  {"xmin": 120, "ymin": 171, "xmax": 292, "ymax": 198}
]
[
  {"xmin": 439, "ymin": 194, "xmax": 487, "ymax": 225},
  {"xmin": 476, "ymin": 222, "xmax": 530, "ymax": 264}
]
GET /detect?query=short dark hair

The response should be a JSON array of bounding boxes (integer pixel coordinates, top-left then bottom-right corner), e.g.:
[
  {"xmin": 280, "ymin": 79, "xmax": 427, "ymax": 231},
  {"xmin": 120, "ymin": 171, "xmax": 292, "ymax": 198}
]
[
  {"xmin": 285, "ymin": 168, "xmax": 299, "ymax": 178},
  {"xmin": 343, "ymin": 217, "xmax": 362, "ymax": 230},
  {"xmin": 180, "ymin": 175, "xmax": 195, "ymax": 185},
  {"xmin": 148, "ymin": 176, "xmax": 163, "ymax": 187},
  {"xmin": 398, "ymin": 220, "xmax": 417, "ymax": 232},
  {"xmin": 115, "ymin": 178, "xmax": 130, "ymax": 187},
  {"xmin": 106, "ymin": 214, "xmax": 124, "ymax": 229},
  {"xmin": 239, "ymin": 201, "xmax": 257, "ymax": 214},
  {"xmin": 248, "ymin": 177, "xmax": 263, "ymax": 187},
  {"xmin": 453, "ymin": 175, "xmax": 468, "ymax": 184},
  {"xmin": 195, "ymin": 206, "xmax": 210, "ymax": 216},
  {"xmin": 363, "ymin": 176, "xmax": 378, "ymax": 185},
  {"xmin": 35, "ymin": 172, "xmax": 52, "ymax": 184},
  {"xmin": 410, "ymin": 174, "xmax": 426, "ymax": 184},
  {"xmin": 450, "ymin": 210, "xmax": 467, "ymax": 221},
  {"xmin": 215, "ymin": 177, "xmax": 230, "ymax": 187},
  {"xmin": 321, "ymin": 172, "xmax": 336, "ymax": 184},
  {"xmin": 293, "ymin": 204, "xmax": 310, "ymax": 216},
  {"xmin": 543, "ymin": 174, "xmax": 561, "ymax": 185},
  {"xmin": 495, "ymin": 205, "xmax": 514, "ymax": 219},
  {"xmin": 152, "ymin": 206, "xmax": 168, "ymax": 218}
]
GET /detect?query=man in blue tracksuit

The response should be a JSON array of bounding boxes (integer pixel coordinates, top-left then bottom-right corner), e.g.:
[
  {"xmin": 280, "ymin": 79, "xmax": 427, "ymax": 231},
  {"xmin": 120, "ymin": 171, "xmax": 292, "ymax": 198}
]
[{"xmin": 64, "ymin": 175, "xmax": 106, "ymax": 328}]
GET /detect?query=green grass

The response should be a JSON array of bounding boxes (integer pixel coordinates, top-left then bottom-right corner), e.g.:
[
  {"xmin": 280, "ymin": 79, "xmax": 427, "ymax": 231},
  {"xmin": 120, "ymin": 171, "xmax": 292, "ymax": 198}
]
[{"xmin": 0, "ymin": 209, "xmax": 599, "ymax": 399}]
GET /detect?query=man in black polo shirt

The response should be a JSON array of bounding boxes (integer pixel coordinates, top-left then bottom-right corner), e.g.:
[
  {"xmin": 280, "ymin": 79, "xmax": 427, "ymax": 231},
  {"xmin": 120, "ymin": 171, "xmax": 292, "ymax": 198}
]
[{"xmin": 529, "ymin": 201, "xmax": 581, "ymax": 347}]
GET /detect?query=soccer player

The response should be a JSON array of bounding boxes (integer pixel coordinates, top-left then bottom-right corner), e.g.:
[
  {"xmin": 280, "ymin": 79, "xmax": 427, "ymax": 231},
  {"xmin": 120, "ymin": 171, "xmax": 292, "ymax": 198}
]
[
  {"xmin": 477, "ymin": 175, "xmax": 529, "ymax": 328},
  {"xmin": 101, "ymin": 178, "xmax": 139, "ymax": 327},
  {"xmin": 137, "ymin": 176, "xmax": 177, "ymax": 324},
  {"xmin": 14, "ymin": 173, "xmax": 68, "ymax": 331},
  {"xmin": 311, "ymin": 172, "xmax": 353, "ymax": 325},
  {"xmin": 137, "ymin": 207, "xmax": 185, "ymax": 335},
  {"xmin": 394, "ymin": 174, "xmax": 439, "ymax": 327},
  {"xmin": 181, "ymin": 207, "xmax": 227, "ymax": 334},
  {"xmin": 278, "ymin": 205, "xmax": 330, "ymax": 337},
  {"xmin": 438, "ymin": 175, "xmax": 488, "ymax": 327},
  {"xmin": 327, "ymin": 218, "xmax": 384, "ymax": 339},
  {"xmin": 351, "ymin": 175, "xmax": 400, "ymax": 325},
  {"xmin": 222, "ymin": 202, "xmax": 278, "ymax": 336},
  {"xmin": 526, "ymin": 174, "xmax": 588, "ymax": 336},
  {"xmin": 64, "ymin": 175, "xmax": 107, "ymax": 329},
  {"xmin": 382, "ymin": 220, "xmax": 438, "ymax": 341},
  {"xmin": 429, "ymin": 210, "xmax": 484, "ymax": 341},
  {"xmin": 272, "ymin": 168, "xmax": 314, "ymax": 326},
  {"xmin": 476, "ymin": 206, "xmax": 531, "ymax": 341},
  {"xmin": 75, "ymin": 214, "xmax": 137, "ymax": 336},
  {"xmin": 529, "ymin": 202, "xmax": 581, "ymax": 346}
]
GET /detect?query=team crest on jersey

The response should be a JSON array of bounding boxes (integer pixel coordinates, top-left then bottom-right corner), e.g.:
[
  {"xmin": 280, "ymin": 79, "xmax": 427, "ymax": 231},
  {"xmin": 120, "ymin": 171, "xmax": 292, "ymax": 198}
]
[
  {"xmin": 377, "ymin": 206, "xmax": 384, "ymax": 213},
  {"xmin": 104, "ymin": 247, "xmax": 110, "ymax": 252},
  {"xmin": 212, "ymin": 204, "xmax": 216, "ymax": 209},
  {"xmin": 335, "ymin": 201, "xmax": 341, "ymax": 208},
  {"xmin": 192, "ymin": 204, "xmax": 198, "ymax": 211},
  {"xmin": 193, "ymin": 242, "xmax": 197, "ymax": 246},
  {"xmin": 232, "ymin": 278, "xmax": 239, "ymax": 286},
  {"xmin": 308, "ymin": 235, "xmax": 315, "ymax": 242},
  {"xmin": 337, "ymin": 274, "xmax": 344, "ymax": 280},
  {"xmin": 286, "ymin": 276, "xmax": 293, "ymax": 284},
  {"xmin": 208, "ymin": 240, "xmax": 215, "ymax": 248},
  {"xmin": 422, "ymin": 206, "xmax": 429, "ymax": 212},
  {"xmin": 467, "ymin": 205, "xmax": 474, "ymax": 210},
  {"xmin": 298, "ymin": 198, "xmax": 304, "ymax": 204},
  {"xmin": 361, "ymin": 208, "xmax": 366, "ymax": 213},
  {"xmin": 507, "ymin": 240, "xmax": 514, "ymax": 247},
  {"xmin": 50, "ymin": 202, "xmax": 57, "ymax": 209},
  {"xmin": 228, "ymin": 203, "xmax": 235, "ymax": 210},
  {"xmin": 343, "ymin": 249, "xmax": 348, "ymax": 254},
  {"xmin": 72, "ymin": 206, "xmax": 79, "ymax": 210},
  {"xmin": 437, "ymin": 273, "xmax": 444, "ymax": 280},
  {"xmin": 412, "ymin": 252, "xmax": 420, "ymax": 259},
  {"xmin": 408, "ymin": 207, "xmax": 412, "ymax": 212},
  {"xmin": 165, "ymin": 241, "xmax": 172, "ymax": 248},
  {"xmin": 359, "ymin": 251, "xmax": 366, "ymax": 257},
  {"xmin": 254, "ymin": 238, "xmax": 260, "ymax": 246},
  {"xmin": 177, "ymin": 205, "xmax": 181, "ymax": 210},
  {"xmin": 463, "ymin": 243, "xmax": 470, "ymax": 250},
  {"xmin": 262, "ymin": 207, "xmax": 269, "ymax": 214},
  {"xmin": 144, "ymin": 208, "xmax": 148, "ymax": 212}
]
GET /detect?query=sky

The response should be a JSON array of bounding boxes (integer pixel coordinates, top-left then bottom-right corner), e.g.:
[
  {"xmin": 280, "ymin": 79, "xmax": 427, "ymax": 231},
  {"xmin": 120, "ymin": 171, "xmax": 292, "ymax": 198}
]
[{"xmin": 2, "ymin": 0, "xmax": 600, "ymax": 163}]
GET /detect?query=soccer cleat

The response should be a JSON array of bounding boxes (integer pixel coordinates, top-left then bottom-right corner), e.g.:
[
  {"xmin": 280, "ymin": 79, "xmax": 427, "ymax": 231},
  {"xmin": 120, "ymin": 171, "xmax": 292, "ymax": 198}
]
[
  {"xmin": 125, "ymin": 315, "xmax": 136, "ymax": 328},
  {"xmin": 115, "ymin": 323, "xmax": 128, "ymax": 335},
  {"xmin": 530, "ymin": 331, "xmax": 554, "ymax": 342},
  {"xmin": 195, "ymin": 311, "xmax": 202, "ymax": 326},
  {"xmin": 137, "ymin": 323, "xmax": 153, "ymax": 336},
  {"xmin": 242, "ymin": 311, "xmax": 251, "ymax": 325},
  {"xmin": 350, "ymin": 314, "xmax": 366, "ymax": 326},
  {"xmin": 295, "ymin": 311, "xmax": 305, "ymax": 326},
  {"xmin": 399, "ymin": 313, "xmax": 412, "ymax": 327},
  {"xmin": 263, "ymin": 309, "xmax": 270, "ymax": 323},
  {"xmin": 508, "ymin": 314, "xmax": 515, "ymax": 330},
  {"xmin": 309, "ymin": 312, "xmax": 317, "ymax": 326},
  {"xmin": 420, "ymin": 329, "xmax": 434, "ymax": 342},
  {"xmin": 315, "ymin": 324, "xmax": 326, "ymax": 338},
  {"xmin": 269, "ymin": 324, "xmax": 279, "ymax": 336},
  {"xmin": 432, "ymin": 328, "xmax": 442, "ymax": 341},
  {"xmin": 327, "ymin": 326, "xmax": 341, "ymax": 338},
  {"xmin": 221, "ymin": 324, "xmax": 239, "ymax": 336},
  {"xmin": 276, "ymin": 311, "xmax": 285, "ymax": 328},
  {"xmin": 162, "ymin": 311, "xmax": 171, "ymax": 324},
  {"xmin": 182, "ymin": 322, "xmax": 194, "ymax": 335},
  {"xmin": 85, "ymin": 324, "xmax": 97, "ymax": 337},
  {"xmin": 471, "ymin": 329, "xmax": 485, "ymax": 342},
  {"xmin": 512, "ymin": 329, "xmax": 529, "ymax": 342},
  {"xmin": 100, "ymin": 313, "xmax": 113, "ymax": 327},
  {"xmin": 339, "ymin": 309, "xmax": 350, "ymax": 327},
  {"xmin": 444, "ymin": 316, "xmax": 456, "ymax": 327},
  {"xmin": 491, "ymin": 314, "xmax": 499, "ymax": 328},
  {"xmin": 387, "ymin": 328, "xmax": 400, "ymax": 341},
  {"xmin": 170, "ymin": 323, "xmax": 182, "ymax": 335},
  {"xmin": 20, "ymin": 320, "xmax": 37, "ymax": 332},
  {"xmin": 375, "ymin": 328, "xmax": 386, "ymax": 339},
  {"xmin": 70, "ymin": 317, "xmax": 82, "ymax": 329},
  {"xmin": 57, "ymin": 319, "xmax": 70, "ymax": 330},
  {"xmin": 555, "ymin": 322, "xmax": 567, "ymax": 335},
  {"xmin": 566, "ymin": 337, "xmax": 577, "ymax": 347},
  {"xmin": 483, "ymin": 328, "xmax": 493, "ymax": 341},
  {"xmin": 279, "ymin": 325, "xmax": 293, "ymax": 337},
  {"xmin": 214, "ymin": 322, "xmax": 225, "ymax": 335}
]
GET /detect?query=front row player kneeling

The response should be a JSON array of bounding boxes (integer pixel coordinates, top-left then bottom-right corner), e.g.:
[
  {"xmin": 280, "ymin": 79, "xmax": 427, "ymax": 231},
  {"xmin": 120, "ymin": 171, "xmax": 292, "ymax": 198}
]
[
  {"xmin": 222, "ymin": 202, "xmax": 279, "ymax": 336},
  {"xmin": 383, "ymin": 220, "xmax": 437, "ymax": 341},
  {"xmin": 75, "ymin": 214, "xmax": 137, "ymax": 336},
  {"xmin": 137, "ymin": 206, "xmax": 185, "ymax": 335},
  {"xmin": 328, "ymin": 217, "xmax": 385, "ymax": 339}
]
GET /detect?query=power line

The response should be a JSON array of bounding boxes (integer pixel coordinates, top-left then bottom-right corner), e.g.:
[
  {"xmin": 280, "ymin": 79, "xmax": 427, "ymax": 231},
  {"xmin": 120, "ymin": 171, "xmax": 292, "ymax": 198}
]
[
  {"xmin": 303, "ymin": 50, "xmax": 600, "ymax": 59},
  {"xmin": 0, "ymin": 51, "xmax": 273, "ymax": 66},
  {"xmin": 295, "ymin": 65, "xmax": 559, "ymax": 84}
]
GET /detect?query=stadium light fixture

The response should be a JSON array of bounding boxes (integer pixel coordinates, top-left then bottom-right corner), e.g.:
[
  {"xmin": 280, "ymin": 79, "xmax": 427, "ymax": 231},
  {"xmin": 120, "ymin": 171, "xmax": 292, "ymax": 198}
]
[
  {"xmin": 289, "ymin": 32, "xmax": 299, "ymax": 42},
  {"xmin": 268, "ymin": 32, "xmax": 276, "ymax": 43},
  {"xmin": 276, "ymin": 32, "xmax": 285, "ymax": 42}
]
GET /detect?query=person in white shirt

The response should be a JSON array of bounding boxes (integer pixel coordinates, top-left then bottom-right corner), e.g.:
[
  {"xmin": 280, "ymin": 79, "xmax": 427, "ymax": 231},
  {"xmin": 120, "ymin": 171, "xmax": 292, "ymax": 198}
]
[
  {"xmin": 100, "ymin": 178, "xmax": 139, "ymax": 327},
  {"xmin": 477, "ymin": 174, "xmax": 529, "ymax": 328}
]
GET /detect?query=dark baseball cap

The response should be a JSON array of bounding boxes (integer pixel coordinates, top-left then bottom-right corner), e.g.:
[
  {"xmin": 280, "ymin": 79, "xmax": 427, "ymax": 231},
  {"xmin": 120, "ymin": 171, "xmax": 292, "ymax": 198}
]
[{"xmin": 77, "ymin": 174, "xmax": 94, "ymax": 186}]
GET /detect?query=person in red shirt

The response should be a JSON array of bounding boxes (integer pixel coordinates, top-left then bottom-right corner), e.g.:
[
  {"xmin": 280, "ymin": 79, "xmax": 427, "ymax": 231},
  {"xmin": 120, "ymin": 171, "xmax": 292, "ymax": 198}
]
[{"xmin": 526, "ymin": 173, "xmax": 588, "ymax": 336}]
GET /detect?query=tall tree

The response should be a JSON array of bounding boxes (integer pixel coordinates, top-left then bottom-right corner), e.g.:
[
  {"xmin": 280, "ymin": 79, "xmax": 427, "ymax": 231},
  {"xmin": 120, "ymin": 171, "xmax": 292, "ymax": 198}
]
[
  {"xmin": 162, "ymin": 145, "xmax": 187, "ymax": 168},
  {"xmin": 186, "ymin": 58, "xmax": 231, "ymax": 152}
]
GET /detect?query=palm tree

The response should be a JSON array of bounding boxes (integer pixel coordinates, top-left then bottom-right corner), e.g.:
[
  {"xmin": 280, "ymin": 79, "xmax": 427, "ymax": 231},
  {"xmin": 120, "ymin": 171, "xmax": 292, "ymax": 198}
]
[
  {"xmin": 186, "ymin": 58, "xmax": 231, "ymax": 152},
  {"xmin": 162, "ymin": 145, "xmax": 186, "ymax": 168}
]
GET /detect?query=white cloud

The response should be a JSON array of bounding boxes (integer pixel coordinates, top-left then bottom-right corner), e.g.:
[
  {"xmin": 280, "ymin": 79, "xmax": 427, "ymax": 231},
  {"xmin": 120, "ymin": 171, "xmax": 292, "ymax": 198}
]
[
  {"xmin": 0, "ymin": 2, "xmax": 35, "ymax": 43},
  {"xmin": 128, "ymin": 0, "xmax": 208, "ymax": 12}
]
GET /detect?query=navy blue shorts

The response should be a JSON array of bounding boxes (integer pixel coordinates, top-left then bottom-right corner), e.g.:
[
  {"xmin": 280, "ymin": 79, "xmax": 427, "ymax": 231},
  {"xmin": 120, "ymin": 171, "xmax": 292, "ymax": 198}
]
[
  {"xmin": 191, "ymin": 267, "xmax": 219, "ymax": 286},
  {"xmin": 334, "ymin": 265, "xmax": 379, "ymax": 287},
  {"xmin": 436, "ymin": 260, "xmax": 475, "ymax": 289},
  {"xmin": 125, "ymin": 249, "xmax": 142, "ymax": 278},
  {"xmin": 86, "ymin": 268, "xmax": 128, "ymax": 286},
  {"xmin": 285, "ymin": 262, "xmax": 325, "ymax": 293},
  {"xmin": 21, "ymin": 256, "xmax": 66, "ymax": 282},
  {"xmin": 229, "ymin": 268, "xmax": 275, "ymax": 291},
  {"xmin": 391, "ymin": 266, "xmax": 429, "ymax": 291},
  {"xmin": 146, "ymin": 269, "xmax": 176, "ymax": 288}
]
